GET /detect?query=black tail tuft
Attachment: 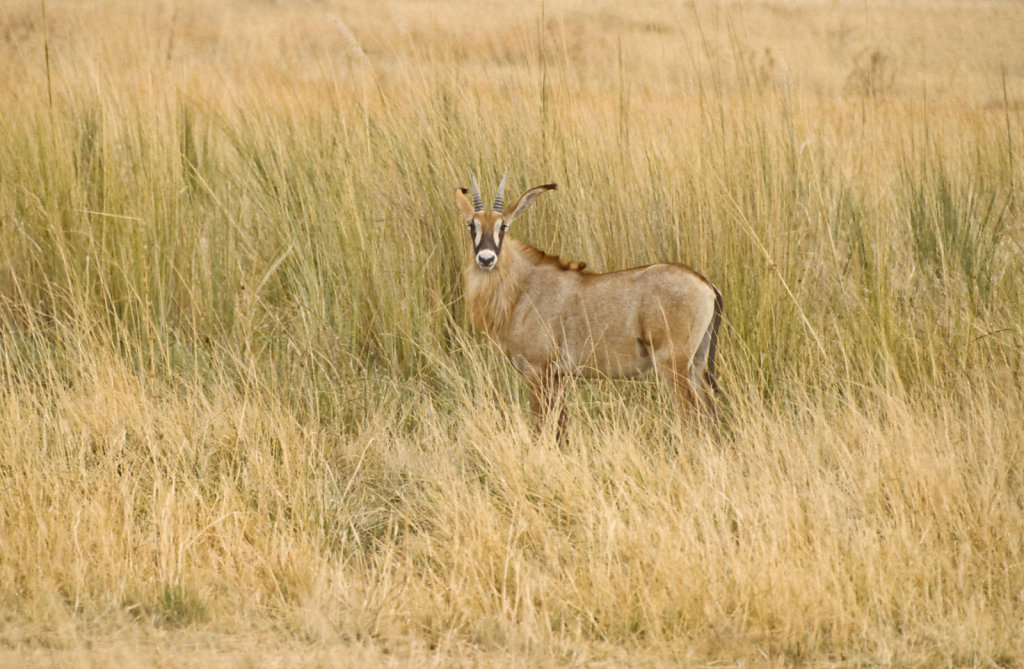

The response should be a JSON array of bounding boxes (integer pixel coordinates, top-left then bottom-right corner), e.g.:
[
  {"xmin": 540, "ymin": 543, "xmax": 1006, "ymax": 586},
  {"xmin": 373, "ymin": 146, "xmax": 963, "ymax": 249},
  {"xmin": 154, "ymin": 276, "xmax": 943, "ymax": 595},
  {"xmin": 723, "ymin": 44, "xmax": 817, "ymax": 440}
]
[{"xmin": 704, "ymin": 286, "xmax": 724, "ymax": 395}]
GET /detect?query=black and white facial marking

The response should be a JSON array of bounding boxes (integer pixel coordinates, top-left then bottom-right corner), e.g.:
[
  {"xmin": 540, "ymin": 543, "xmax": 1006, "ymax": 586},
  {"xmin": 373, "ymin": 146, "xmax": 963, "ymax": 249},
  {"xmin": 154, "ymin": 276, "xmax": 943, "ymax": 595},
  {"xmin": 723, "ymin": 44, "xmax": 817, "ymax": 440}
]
[
  {"xmin": 468, "ymin": 215, "xmax": 508, "ymax": 271},
  {"xmin": 458, "ymin": 172, "xmax": 519, "ymax": 272}
]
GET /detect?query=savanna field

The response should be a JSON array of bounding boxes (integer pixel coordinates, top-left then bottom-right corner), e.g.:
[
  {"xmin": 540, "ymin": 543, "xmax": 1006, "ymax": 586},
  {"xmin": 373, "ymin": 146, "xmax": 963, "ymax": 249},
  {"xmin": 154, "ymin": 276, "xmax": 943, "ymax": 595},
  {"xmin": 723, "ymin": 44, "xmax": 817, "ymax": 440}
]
[{"xmin": 1, "ymin": 0, "xmax": 1023, "ymax": 666}]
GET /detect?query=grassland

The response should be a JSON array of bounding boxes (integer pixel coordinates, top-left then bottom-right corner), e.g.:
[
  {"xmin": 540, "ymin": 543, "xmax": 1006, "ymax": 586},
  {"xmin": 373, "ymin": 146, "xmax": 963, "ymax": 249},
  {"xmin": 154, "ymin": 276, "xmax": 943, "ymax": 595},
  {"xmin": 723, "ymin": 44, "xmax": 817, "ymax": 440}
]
[{"xmin": 1, "ymin": 0, "xmax": 1023, "ymax": 665}]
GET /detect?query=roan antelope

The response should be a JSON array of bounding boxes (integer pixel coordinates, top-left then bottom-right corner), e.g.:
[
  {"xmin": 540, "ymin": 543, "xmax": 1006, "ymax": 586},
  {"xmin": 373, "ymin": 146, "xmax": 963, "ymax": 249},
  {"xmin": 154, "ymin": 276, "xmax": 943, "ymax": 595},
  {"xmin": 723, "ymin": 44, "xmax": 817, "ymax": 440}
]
[{"xmin": 456, "ymin": 173, "xmax": 723, "ymax": 442}]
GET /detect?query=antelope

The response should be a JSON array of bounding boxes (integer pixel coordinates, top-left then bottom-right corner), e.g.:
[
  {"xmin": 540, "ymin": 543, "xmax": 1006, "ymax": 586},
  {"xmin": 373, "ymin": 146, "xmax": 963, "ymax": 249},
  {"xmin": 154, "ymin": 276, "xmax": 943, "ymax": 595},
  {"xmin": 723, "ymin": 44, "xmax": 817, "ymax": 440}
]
[{"xmin": 456, "ymin": 172, "xmax": 723, "ymax": 442}]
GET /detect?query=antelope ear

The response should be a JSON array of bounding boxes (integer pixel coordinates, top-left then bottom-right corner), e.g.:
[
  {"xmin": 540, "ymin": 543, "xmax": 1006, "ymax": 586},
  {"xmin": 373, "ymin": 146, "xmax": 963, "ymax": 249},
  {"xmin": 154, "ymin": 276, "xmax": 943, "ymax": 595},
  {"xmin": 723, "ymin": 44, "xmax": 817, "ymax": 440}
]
[
  {"xmin": 455, "ymin": 187, "xmax": 475, "ymax": 222},
  {"xmin": 503, "ymin": 183, "xmax": 557, "ymax": 223}
]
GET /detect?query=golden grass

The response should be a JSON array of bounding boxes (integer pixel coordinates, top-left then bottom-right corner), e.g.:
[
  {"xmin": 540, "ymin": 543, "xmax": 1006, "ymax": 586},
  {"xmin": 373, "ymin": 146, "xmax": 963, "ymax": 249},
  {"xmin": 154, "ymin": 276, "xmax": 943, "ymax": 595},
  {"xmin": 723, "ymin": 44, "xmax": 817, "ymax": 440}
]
[{"xmin": 2, "ymin": 0, "xmax": 1023, "ymax": 665}]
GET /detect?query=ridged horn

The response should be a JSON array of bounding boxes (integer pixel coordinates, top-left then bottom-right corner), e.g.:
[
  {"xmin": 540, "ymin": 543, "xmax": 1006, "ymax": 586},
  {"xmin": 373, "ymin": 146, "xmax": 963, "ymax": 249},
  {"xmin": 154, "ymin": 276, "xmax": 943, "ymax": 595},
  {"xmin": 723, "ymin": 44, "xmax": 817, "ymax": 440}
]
[
  {"xmin": 493, "ymin": 171, "xmax": 508, "ymax": 213},
  {"xmin": 469, "ymin": 172, "xmax": 484, "ymax": 212}
]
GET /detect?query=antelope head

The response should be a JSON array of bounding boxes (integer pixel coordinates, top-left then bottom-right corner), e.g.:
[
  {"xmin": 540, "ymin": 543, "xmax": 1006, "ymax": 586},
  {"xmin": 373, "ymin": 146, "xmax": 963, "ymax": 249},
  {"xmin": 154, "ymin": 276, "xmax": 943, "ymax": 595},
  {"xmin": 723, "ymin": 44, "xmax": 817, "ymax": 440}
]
[{"xmin": 455, "ymin": 172, "xmax": 557, "ymax": 271}]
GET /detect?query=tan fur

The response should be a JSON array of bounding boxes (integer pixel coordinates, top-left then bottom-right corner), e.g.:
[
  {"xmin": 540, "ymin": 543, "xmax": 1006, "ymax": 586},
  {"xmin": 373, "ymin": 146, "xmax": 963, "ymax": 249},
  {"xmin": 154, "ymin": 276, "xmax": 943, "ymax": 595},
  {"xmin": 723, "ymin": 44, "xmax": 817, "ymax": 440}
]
[{"xmin": 456, "ymin": 181, "xmax": 721, "ymax": 441}]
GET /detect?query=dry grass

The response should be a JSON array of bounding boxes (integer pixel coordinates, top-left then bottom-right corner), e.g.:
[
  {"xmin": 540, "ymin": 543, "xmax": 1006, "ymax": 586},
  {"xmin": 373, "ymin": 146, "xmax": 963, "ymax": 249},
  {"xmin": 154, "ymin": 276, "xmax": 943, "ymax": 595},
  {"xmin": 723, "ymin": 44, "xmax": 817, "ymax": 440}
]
[{"xmin": 2, "ymin": 0, "xmax": 1023, "ymax": 666}]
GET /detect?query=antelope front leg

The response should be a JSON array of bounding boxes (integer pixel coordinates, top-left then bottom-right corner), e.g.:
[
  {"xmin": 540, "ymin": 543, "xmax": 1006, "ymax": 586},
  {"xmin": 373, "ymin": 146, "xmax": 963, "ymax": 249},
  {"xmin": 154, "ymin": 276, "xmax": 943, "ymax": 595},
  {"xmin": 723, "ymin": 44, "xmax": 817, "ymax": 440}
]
[{"xmin": 523, "ymin": 365, "xmax": 568, "ymax": 445}]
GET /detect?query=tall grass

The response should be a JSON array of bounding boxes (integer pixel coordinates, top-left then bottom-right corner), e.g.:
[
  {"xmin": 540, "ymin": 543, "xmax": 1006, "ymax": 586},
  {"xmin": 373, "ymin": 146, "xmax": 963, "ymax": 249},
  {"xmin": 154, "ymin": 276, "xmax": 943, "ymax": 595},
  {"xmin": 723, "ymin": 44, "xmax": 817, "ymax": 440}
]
[{"xmin": 1, "ymin": 0, "xmax": 1023, "ymax": 665}]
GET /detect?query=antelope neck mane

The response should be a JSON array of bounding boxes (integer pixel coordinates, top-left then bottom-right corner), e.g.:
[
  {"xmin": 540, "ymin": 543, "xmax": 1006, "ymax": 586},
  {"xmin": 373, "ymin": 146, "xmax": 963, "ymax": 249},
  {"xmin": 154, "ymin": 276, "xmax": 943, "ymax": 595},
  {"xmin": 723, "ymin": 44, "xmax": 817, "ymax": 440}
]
[
  {"xmin": 464, "ymin": 238, "xmax": 587, "ymax": 338},
  {"xmin": 518, "ymin": 241, "xmax": 588, "ymax": 273}
]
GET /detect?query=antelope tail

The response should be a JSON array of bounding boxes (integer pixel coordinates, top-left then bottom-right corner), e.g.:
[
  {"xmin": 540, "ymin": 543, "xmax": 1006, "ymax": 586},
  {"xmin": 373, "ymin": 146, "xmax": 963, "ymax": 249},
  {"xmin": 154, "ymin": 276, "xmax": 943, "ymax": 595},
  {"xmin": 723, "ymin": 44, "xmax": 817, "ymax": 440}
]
[{"xmin": 704, "ymin": 286, "xmax": 724, "ymax": 395}]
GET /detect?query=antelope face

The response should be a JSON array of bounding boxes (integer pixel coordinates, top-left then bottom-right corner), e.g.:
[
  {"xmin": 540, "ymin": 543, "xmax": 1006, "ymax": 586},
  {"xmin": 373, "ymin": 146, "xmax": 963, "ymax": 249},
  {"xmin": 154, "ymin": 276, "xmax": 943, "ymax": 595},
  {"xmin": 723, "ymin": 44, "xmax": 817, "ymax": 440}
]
[
  {"xmin": 466, "ymin": 212, "xmax": 508, "ymax": 271},
  {"xmin": 454, "ymin": 171, "xmax": 511, "ymax": 272},
  {"xmin": 454, "ymin": 171, "xmax": 557, "ymax": 272}
]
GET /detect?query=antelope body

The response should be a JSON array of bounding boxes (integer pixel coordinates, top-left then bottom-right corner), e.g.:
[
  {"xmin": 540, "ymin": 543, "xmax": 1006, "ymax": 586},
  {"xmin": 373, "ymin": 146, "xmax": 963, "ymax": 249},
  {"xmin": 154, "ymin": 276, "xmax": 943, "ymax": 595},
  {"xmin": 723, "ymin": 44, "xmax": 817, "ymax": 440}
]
[{"xmin": 456, "ymin": 174, "xmax": 722, "ymax": 440}]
